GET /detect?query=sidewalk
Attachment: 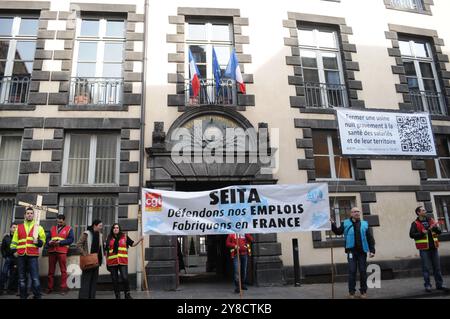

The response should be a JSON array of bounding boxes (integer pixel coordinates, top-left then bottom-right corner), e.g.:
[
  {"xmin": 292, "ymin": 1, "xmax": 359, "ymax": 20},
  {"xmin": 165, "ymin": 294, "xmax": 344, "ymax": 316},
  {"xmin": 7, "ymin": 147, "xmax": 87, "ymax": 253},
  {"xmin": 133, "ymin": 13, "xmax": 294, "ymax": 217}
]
[{"xmin": 1, "ymin": 276, "xmax": 449, "ymax": 299}]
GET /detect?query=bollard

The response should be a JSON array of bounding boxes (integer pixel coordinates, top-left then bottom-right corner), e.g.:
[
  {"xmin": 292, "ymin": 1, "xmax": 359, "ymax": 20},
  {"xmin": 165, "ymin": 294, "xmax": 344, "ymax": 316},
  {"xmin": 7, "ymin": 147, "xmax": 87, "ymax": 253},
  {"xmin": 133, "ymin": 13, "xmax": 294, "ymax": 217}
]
[{"xmin": 292, "ymin": 238, "xmax": 301, "ymax": 286}]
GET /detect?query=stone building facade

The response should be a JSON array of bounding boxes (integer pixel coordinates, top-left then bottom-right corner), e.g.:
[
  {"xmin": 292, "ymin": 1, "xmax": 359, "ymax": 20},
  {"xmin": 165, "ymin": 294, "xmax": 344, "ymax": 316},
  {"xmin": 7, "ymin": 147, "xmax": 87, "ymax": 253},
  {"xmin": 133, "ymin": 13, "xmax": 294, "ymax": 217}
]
[{"xmin": 1, "ymin": 0, "xmax": 450, "ymax": 290}]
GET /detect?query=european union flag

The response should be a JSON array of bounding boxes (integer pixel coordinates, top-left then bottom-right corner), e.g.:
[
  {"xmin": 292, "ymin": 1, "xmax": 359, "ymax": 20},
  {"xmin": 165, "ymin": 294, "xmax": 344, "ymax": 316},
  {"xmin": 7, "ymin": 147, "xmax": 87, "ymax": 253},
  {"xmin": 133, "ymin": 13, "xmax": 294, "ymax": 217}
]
[{"xmin": 212, "ymin": 47, "xmax": 222, "ymax": 96}]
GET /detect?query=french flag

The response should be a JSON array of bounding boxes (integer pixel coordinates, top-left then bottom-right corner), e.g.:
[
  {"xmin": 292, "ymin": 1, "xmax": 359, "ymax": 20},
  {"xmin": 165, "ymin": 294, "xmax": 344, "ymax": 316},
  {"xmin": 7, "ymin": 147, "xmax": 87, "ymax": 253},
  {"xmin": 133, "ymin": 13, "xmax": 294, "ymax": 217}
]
[
  {"xmin": 224, "ymin": 48, "xmax": 246, "ymax": 94},
  {"xmin": 188, "ymin": 49, "xmax": 200, "ymax": 97}
]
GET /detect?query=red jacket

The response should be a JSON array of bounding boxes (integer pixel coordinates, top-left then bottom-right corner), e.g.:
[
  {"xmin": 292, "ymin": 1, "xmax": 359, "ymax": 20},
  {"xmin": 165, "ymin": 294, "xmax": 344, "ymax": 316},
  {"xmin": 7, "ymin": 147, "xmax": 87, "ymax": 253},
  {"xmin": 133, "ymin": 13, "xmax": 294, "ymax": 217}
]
[{"xmin": 226, "ymin": 234, "xmax": 253, "ymax": 258}]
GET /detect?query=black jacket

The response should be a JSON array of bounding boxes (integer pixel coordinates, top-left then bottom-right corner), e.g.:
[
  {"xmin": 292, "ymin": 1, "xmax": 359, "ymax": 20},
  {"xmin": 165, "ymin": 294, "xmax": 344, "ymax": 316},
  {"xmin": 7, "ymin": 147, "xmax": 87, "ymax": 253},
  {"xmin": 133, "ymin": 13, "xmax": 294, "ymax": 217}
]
[
  {"xmin": 1, "ymin": 233, "xmax": 14, "ymax": 258},
  {"xmin": 409, "ymin": 217, "xmax": 441, "ymax": 249},
  {"xmin": 331, "ymin": 219, "xmax": 376, "ymax": 254}
]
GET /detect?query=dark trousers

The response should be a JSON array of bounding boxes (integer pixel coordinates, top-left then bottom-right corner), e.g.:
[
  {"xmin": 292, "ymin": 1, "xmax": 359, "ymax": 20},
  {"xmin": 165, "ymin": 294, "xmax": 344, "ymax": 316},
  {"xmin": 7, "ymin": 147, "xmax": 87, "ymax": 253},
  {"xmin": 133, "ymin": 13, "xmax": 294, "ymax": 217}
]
[
  {"xmin": 232, "ymin": 255, "xmax": 248, "ymax": 288},
  {"xmin": 347, "ymin": 251, "xmax": 368, "ymax": 294},
  {"xmin": 48, "ymin": 253, "xmax": 68, "ymax": 290},
  {"xmin": 78, "ymin": 267, "xmax": 99, "ymax": 299},
  {"xmin": 0, "ymin": 256, "xmax": 18, "ymax": 291},
  {"xmin": 419, "ymin": 249, "xmax": 444, "ymax": 288},
  {"xmin": 110, "ymin": 265, "xmax": 130, "ymax": 296},
  {"xmin": 17, "ymin": 256, "xmax": 41, "ymax": 299}
]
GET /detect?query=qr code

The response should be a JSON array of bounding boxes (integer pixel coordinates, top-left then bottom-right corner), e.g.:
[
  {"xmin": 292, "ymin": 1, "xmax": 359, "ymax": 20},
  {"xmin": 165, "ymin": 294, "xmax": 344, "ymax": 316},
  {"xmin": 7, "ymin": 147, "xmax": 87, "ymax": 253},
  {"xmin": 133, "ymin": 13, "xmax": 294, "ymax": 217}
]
[{"xmin": 396, "ymin": 116, "xmax": 433, "ymax": 152}]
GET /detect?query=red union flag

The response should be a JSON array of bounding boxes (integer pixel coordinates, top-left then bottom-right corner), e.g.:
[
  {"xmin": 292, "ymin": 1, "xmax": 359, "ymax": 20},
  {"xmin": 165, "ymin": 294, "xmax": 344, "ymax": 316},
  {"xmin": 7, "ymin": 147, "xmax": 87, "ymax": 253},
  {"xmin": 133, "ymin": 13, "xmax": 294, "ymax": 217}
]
[{"xmin": 145, "ymin": 192, "xmax": 162, "ymax": 212}]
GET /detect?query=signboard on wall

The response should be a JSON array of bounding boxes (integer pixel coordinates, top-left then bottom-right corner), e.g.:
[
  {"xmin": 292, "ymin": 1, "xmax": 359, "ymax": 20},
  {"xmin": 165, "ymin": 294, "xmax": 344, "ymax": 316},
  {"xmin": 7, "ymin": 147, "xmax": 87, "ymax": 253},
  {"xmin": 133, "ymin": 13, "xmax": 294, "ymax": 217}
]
[{"xmin": 336, "ymin": 108, "xmax": 436, "ymax": 156}]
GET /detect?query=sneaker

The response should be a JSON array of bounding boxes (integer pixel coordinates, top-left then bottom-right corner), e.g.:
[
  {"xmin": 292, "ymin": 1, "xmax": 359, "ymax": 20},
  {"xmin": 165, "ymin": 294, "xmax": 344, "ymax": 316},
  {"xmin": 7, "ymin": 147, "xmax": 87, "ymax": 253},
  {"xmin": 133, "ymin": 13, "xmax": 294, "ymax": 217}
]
[
  {"xmin": 437, "ymin": 286, "xmax": 450, "ymax": 292},
  {"xmin": 360, "ymin": 292, "xmax": 368, "ymax": 299},
  {"xmin": 425, "ymin": 286, "xmax": 432, "ymax": 293},
  {"xmin": 234, "ymin": 288, "xmax": 240, "ymax": 294},
  {"xmin": 348, "ymin": 293, "xmax": 356, "ymax": 299},
  {"xmin": 242, "ymin": 286, "xmax": 248, "ymax": 290},
  {"xmin": 45, "ymin": 289, "xmax": 52, "ymax": 294}
]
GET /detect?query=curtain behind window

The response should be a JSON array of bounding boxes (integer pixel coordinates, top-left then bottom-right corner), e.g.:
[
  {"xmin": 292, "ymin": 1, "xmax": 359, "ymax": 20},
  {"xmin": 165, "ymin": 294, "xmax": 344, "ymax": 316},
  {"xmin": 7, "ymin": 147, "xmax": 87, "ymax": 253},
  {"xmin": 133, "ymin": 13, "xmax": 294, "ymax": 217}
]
[
  {"xmin": 95, "ymin": 135, "xmax": 117, "ymax": 184},
  {"xmin": 0, "ymin": 135, "xmax": 21, "ymax": 184}
]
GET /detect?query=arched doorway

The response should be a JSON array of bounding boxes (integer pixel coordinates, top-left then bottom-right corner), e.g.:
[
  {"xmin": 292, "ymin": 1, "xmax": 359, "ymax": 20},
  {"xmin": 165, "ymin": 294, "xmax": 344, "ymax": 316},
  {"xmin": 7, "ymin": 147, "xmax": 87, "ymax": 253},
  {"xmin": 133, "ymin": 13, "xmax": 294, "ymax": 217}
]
[{"xmin": 144, "ymin": 106, "xmax": 283, "ymax": 290}]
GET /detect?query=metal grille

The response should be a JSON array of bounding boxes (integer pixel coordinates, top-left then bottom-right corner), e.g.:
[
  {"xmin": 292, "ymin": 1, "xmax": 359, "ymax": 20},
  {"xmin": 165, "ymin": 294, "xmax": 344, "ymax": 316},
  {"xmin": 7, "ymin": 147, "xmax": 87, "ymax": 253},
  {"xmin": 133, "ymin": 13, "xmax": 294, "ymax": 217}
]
[
  {"xmin": 185, "ymin": 79, "xmax": 237, "ymax": 106},
  {"xmin": 410, "ymin": 90, "xmax": 446, "ymax": 115},
  {"xmin": 304, "ymin": 82, "xmax": 347, "ymax": 108},
  {"xmin": 69, "ymin": 77, "xmax": 123, "ymax": 105},
  {"xmin": 0, "ymin": 76, "xmax": 31, "ymax": 104},
  {"xmin": 59, "ymin": 196, "xmax": 118, "ymax": 242}
]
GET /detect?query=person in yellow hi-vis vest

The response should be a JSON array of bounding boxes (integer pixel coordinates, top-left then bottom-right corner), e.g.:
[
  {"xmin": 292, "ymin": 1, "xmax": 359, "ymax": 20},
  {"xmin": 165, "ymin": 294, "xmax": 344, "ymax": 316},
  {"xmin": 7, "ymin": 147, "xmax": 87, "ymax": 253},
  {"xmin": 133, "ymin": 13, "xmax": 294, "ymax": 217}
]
[
  {"xmin": 106, "ymin": 223, "xmax": 143, "ymax": 299},
  {"xmin": 409, "ymin": 206, "xmax": 448, "ymax": 293},
  {"xmin": 10, "ymin": 207, "xmax": 46, "ymax": 299}
]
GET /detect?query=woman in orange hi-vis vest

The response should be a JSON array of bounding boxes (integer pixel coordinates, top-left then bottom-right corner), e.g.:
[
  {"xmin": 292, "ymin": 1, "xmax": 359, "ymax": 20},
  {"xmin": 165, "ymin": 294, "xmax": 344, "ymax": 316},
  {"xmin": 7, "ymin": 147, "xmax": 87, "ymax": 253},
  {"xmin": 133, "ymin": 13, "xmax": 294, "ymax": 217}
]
[
  {"xmin": 226, "ymin": 233, "xmax": 253, "ymax": 293},
  {"xmin": 106, "ymin": 223, "xmax": 143, "ymax": 299}
]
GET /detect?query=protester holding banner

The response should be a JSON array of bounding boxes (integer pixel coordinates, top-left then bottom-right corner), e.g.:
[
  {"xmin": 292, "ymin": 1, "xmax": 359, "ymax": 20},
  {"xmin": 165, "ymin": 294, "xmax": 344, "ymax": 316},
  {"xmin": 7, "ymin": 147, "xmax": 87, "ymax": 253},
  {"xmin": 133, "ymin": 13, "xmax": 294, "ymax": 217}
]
[
  {"xmin": 76, "ymin": 219, "xmax": 104, "ymax": 299},
  {"xmin": 226, "ymin": 233, "xmax": 253, "ymax": 293},
  {"xmin": 409, "ymin": 206, "xmax": 448, "ymax": 292},
  {"xmin": 106, "ymin": 223, "xmax": 143, "ymax": 299},
  {"xmin": 331, "ymin": 207, "xmax": 375, "ymax": 299}
]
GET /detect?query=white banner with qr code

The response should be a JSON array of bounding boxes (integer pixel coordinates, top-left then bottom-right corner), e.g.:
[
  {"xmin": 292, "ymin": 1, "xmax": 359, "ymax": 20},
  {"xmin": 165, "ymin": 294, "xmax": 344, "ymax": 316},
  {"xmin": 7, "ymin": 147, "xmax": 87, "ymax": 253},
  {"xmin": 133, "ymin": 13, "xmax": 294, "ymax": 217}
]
[{"xmin": 336, "ymin": 109, "xmax": 436, "ymax": 156}]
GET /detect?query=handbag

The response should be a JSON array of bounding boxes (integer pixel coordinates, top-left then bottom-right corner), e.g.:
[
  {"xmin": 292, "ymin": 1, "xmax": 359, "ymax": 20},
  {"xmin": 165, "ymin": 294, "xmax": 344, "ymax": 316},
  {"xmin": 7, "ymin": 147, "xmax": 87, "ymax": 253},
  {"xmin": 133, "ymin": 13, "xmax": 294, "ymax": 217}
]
[{"xmin": 79, "ymin": 253, "xmax": 99, "ymax": 271}]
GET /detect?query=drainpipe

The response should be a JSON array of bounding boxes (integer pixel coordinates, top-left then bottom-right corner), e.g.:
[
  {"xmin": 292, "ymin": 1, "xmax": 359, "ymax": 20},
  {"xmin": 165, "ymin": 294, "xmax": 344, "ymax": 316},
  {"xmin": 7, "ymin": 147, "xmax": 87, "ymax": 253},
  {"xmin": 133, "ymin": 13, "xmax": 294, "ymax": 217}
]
[{"xmin": 137, "ymin": 0, "xmax": 149, "ymax": 291}]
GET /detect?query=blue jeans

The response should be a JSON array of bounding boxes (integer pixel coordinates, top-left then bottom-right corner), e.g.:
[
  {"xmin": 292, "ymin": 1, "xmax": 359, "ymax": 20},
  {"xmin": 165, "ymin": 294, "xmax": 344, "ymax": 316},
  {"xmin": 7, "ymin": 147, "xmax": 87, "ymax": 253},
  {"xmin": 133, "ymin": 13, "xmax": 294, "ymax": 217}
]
[
  {"xmin": 0, "ymin": 256, "xmax": 17, "ymax": 291},
  {"xmin": 17, "ymin": 256, "xmax": 41, "ymax": 299},
  {"xmin": 233, "ymin": 255, "xmax": 248, "ymax": 288},
  {"xmin": 419, "ymin": 249, "xmax": 444, "ymax": 289},
  {"xmin": 347, "ymin": 251, "xmax": 368, "ymax": 294}
]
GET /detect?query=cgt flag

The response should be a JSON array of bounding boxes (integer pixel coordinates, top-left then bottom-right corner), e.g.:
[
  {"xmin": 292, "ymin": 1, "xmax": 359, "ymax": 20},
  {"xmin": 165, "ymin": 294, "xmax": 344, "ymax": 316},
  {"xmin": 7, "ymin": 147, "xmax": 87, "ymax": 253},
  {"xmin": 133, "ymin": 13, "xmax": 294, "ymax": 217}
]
[
  {"xmin": 224, "ymin": 48, "xmax": 246, "ymax": 94},
  {"xmin": 188, "ymin": 49, "xmax": 201, "ymax": 97}
]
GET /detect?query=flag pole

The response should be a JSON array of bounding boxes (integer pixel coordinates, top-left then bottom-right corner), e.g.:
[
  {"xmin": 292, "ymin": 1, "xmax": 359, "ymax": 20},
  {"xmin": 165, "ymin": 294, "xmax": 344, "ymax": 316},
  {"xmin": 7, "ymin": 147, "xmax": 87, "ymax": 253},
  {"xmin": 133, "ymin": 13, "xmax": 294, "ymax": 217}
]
[
  {"xmin": 138, "ymin": 203, "xmax": 150, "ymax": 295},
  {"xmin": 331, "ymin": 246, "xmax": 335, "ymax": 299}
]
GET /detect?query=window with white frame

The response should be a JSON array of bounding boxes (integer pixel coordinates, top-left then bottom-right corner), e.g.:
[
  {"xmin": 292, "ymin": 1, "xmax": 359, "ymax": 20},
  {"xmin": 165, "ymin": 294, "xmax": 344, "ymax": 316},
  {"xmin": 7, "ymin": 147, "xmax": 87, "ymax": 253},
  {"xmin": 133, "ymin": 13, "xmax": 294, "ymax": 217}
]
[
  {"xmin": 326, "ymin": 197, "xmax": 355, "ymax": 239},
  {"xmin": 0, "ymin": 133, "xmax": 22, "ymax": 184},
  {"xmin": 62, "ymin": 133, "xmax": 119, "ymax": 185},
  {"xmin": 186, "ymin": 19, "xmax": 236, "ymax": 105},
  {"xmin": 71, "ymin": 17, "xmax": 125, "ymax": 105},
  {"xmin": 399, "ymin": 37, "xmax": 446, "ymax": 115},
  {"xmin": 434, "ymin": 196, "xmax": 450, "ymax": 233},
  {"xmin": 425, "ymin": 135, "xmax": 450, "ymax": 179},
  {"xmin": 390, "ymin": 0, "xmax": 424, "ymax": 12},
  {"xmin": 298, "ymin": 26, "xmax": 347, "ymax": 108},
  {"xmin": 59, "ymin": 195, "xmax": 118, "ymax": 242},
  {"xmin": 0, "ymin": 15, "xmax": 38, "ymax": 104},
  {"xmin": 312, "ymin": 130, "xmax": 353, "ymax": 180},
  {"xmin": 199, "ymin": 236, "xmax": 207, "ymax": 255}
]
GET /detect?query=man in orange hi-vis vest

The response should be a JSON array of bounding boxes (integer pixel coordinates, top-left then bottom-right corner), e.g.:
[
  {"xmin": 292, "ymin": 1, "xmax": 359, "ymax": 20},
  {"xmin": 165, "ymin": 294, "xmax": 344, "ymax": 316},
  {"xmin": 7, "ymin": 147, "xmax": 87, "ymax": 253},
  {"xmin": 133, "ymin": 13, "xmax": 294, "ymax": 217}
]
[
  {"xmin": 10, "ymin": 207, "xmax": 46, "ymax": 299},
  {"xmin": 410, "ymin": 206, "xmax": 448, "ymax": 293},
  {"xmin": 226, "ymin": 233, "xmax": 253, "ymax": 293},
  {"xmin": 46, "ymin": 214, "xmax": 74, "ymax": 295}
]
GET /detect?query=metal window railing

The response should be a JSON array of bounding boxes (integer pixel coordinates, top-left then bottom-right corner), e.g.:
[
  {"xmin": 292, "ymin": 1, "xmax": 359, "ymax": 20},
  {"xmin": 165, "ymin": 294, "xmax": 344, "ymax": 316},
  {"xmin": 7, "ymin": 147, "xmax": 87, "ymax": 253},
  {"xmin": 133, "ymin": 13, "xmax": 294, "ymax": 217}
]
[
  {"xmin": 409, "ymin": 90, "xmax": 446, "ymax": 115},
  {"xmin": 390, "ymin": 0, "xmax": 424, "ymax": 11},
  {"xmin": 185, "ymin": 79, "xmax": 237, "ymax": 106},
  {"xmin": 304, "ymin": 82, "xmax": 347, "ymax": 108},
  {"xmin": 0, "ymin": 76, "xmax": 31, "ymax": 104},
  {"xmin": 69, "ymin": 77, "xmax": 123, "ymax": 105}
]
